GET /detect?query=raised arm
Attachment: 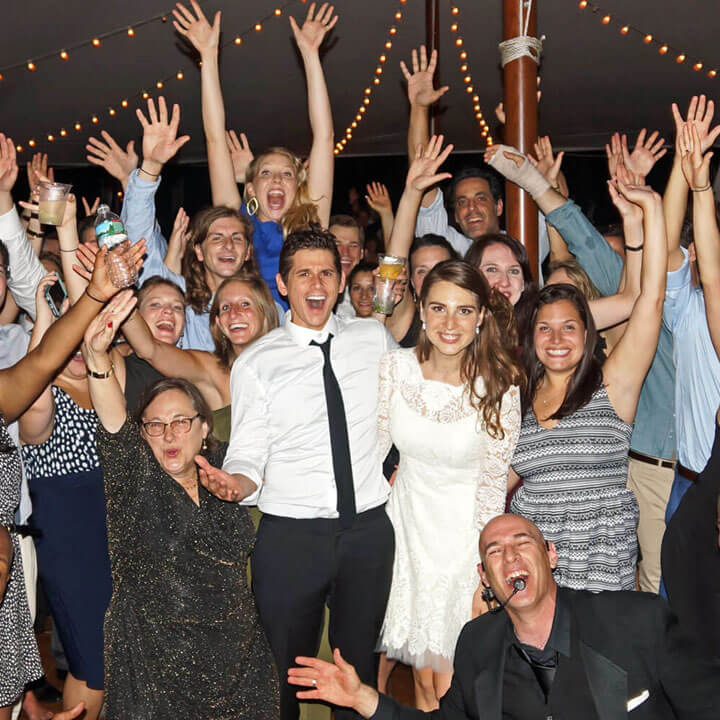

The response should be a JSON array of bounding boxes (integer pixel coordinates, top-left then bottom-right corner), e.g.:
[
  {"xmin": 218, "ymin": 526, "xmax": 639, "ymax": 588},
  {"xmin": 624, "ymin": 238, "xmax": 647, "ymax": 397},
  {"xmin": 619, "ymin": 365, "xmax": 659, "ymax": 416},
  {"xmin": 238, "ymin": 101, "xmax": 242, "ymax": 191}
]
[
  {"xmin": 587, "ymin": 172, "xmax": 644, "ymax": 331},
  {"xmin": 86, "ymin": 130, "xmax": 138, "ymax": 192},
  {"xmin": 0, "ymin": 241, "xmax": 143, "ymax": 425},
  {"xmin": 173, "ymin": 0, "xmax": 239, "ymax": 209},
  {"xmin": 679, "ymin": 121, "xmax": 720, "ymax": 360},
  {"xmin": 386, "ymin": 135, "xmax": 453, "ymax": 259},
  {"xmin": 401, "ymin": 46, "xmax": 448, "ymax": 208},
  {"xmin": 603, "ymin": 182, "xmax": 667, "ymax": 423},
  {"xmin": 163, "ymin": 207, "xmax": 190, "ymax": 276},
  {"xmin": 665, "ymin": 96, "xmax": 720, "ymax": 271},
  {"xmin": 289, "ymin": 2, "xmax": 337, "ymax": 227},
  {"xmin": 0, "ymin": 134, "xmax": 46, "ymax": 318},
  {"xmin": 365, "ymin": 182, "xmax": 394, "ymax": 243},
  {"xmin": 83, "ymin": 292, "xmax": 138, "ymax": 433},
  {"xmin": 122, "ymin": 308, "xmax": 220, "ymax": 402}
]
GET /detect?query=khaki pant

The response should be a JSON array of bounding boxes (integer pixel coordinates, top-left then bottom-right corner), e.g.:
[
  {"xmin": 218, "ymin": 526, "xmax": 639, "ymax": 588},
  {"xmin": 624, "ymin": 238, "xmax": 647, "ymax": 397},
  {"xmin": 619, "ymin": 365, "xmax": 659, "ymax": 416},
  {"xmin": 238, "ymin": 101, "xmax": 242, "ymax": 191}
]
[
  {"xmin": 626, "ymin": 457, "xmax": 675, "ymax": 593},
  {"xmin": 11, "ymin": 536, "xmax": 38, "ymax": 720}
]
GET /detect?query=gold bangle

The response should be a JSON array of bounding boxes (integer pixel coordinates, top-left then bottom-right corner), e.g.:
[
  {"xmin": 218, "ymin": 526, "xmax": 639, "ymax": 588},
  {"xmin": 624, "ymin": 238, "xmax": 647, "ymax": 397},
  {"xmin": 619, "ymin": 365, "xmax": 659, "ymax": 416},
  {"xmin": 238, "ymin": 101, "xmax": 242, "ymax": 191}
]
[{"xmin": 87, "ymin": 362, "xmax": 114, "ymax": 380}]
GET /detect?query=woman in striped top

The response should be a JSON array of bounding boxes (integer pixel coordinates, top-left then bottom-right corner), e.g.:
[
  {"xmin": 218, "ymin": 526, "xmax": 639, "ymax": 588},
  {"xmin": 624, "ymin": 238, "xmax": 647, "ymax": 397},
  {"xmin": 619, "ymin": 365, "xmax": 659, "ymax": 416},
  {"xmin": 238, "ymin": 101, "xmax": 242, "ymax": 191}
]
[{"xmin": 508, "ymin": 177, "xmax": 667, "ymax": 592}]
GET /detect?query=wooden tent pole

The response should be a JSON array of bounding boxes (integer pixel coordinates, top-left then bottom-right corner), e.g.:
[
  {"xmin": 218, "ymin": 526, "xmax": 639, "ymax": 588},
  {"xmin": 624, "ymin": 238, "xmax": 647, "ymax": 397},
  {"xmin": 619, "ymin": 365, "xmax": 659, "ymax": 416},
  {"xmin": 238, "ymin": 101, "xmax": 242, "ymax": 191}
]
[
  {"xmin": 426, "ymin": 0, "xmax": 440, "ymax": 136},
  {"xmin": 502, "ymin": 0, "xmax": 539, "ymax": 279}
]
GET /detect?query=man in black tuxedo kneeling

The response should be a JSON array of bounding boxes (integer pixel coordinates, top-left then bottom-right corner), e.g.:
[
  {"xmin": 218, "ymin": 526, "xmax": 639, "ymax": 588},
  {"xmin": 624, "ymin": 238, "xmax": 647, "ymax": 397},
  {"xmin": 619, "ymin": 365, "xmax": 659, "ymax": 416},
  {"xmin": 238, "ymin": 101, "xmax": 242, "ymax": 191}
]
[{"xmin": 290, "ymin": 513, "xmax": 720, "ymax": 719}]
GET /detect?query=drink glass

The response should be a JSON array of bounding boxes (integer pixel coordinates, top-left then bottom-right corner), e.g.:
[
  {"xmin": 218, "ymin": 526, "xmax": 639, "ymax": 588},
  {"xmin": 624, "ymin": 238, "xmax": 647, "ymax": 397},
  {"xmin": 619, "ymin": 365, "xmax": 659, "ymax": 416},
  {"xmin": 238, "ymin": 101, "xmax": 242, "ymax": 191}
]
[
  {"xmin": 372, "ymin": 255, "xmax": 405, "ymax": 315},
  {"xmin": 38, "ymin": 182, "xmax": 72, "ymax": 226}
]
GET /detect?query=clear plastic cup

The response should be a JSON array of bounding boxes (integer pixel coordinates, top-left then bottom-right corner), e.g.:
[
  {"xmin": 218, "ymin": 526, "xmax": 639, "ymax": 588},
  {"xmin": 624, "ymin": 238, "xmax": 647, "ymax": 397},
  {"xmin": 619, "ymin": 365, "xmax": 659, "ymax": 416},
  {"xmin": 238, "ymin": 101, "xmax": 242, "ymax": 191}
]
[
  {"xmin": 372, "ymin": 255, "xmax": 405, "ymax": 314},
  {"xmin": 38, "ymin": 182, "xmax": 72, "ymax": 226}
]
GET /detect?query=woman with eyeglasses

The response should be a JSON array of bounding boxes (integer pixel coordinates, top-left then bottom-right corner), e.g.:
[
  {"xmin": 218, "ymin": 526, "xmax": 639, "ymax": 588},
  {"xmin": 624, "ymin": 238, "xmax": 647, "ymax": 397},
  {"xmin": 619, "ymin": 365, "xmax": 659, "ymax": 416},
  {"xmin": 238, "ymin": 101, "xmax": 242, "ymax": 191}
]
[{"xmin": 83, "ymin": 294, "xmax": 279, "ymax": 719}]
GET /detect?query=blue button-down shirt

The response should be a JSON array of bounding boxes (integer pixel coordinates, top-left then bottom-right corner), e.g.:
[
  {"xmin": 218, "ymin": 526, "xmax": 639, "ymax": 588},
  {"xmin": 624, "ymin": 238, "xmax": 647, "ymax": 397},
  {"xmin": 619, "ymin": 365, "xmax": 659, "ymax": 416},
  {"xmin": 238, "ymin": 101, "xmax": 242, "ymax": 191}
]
[
  {"xmin": 546, "ymin": 199, "xmax": 676, "ymax": 459},
  {"xmin": 663, "ymin": 247, "xmax": 720, "ymax": 472}
]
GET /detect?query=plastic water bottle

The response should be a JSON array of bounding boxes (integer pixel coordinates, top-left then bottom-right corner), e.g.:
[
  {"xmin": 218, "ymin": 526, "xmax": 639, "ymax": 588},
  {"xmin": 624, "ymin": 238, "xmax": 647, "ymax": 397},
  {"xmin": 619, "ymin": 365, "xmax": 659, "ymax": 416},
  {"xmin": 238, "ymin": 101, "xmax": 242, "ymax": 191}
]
[{"xmin": 94, "ymin": 205, "xmax": 138, "ymax": 288}]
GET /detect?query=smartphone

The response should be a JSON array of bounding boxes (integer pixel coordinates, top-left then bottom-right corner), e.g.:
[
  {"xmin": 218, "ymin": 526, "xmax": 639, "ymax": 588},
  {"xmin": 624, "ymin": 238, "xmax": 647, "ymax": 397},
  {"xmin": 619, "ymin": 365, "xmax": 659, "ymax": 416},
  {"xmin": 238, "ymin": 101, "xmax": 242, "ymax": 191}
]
[{"xmin": 44, "ymin": 276, "xmax": 68, "ymax": 318}]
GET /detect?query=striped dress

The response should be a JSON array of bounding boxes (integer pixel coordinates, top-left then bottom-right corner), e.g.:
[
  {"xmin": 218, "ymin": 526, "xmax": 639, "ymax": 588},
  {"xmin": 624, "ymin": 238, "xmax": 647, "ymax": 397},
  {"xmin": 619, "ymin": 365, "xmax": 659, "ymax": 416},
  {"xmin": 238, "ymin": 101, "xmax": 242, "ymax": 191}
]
[{"xmin": 510, "ymin": 384, "xmax": 639, "ymax": 592}]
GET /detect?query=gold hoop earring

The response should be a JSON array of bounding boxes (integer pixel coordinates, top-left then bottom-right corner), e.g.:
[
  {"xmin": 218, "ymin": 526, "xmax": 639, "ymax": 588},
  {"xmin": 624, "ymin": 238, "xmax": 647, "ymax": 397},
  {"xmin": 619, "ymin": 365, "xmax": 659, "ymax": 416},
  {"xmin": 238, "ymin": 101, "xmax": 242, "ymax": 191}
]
[{"xmin": 246, "ymin": 196, "xmax": 259, "ymax": 216}]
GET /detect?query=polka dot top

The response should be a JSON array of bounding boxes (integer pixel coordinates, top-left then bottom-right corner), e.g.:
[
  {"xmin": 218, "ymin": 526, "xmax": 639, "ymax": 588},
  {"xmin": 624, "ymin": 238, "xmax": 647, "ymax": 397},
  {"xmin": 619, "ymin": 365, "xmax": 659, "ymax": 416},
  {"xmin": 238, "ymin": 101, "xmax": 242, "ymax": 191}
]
[{"xmin": 22, "ymin": 386, "xmax": 100, "ymax": 478}]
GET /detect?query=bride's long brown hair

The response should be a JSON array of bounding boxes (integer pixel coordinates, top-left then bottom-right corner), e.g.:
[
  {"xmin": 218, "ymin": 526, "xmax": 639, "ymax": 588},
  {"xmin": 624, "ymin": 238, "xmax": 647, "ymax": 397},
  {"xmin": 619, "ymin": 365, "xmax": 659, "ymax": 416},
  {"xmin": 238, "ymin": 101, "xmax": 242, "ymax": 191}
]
[{"xmin": 416, "ymin": 260, "xmax": 525, "ymax": 439}]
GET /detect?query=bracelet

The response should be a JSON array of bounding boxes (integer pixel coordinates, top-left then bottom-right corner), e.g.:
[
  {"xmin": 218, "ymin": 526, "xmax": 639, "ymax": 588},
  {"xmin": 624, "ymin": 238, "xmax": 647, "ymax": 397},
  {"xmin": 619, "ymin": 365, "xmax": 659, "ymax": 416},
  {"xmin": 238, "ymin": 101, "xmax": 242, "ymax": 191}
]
[
  {"xmin": 26, "ymin": 228, "xmax": 44, "ymax": 238},
  {"xmin": 59, "ymin": 246, "xmax": 79, "ymax": 253},
  {"xmin": 87, "ymin": 362, "xmax": 114, "ymax": 380},
  {"xmin": 139, "ymin": 166, "xmax": 160, "ymax": 178},
  {"xmin": 624, "ymin": 245, "xmax": 644, "ymax": 252},
  {"xmin": 691, "ymin": 183, "xmax": 712, "ymax": 192},
  {"xmin": 30, "ymin": 211, "xmax": 38, "ymax": 220},
  {"xmin": 84, "ymin": 287, "xmax": 105, "ymax": 304}
]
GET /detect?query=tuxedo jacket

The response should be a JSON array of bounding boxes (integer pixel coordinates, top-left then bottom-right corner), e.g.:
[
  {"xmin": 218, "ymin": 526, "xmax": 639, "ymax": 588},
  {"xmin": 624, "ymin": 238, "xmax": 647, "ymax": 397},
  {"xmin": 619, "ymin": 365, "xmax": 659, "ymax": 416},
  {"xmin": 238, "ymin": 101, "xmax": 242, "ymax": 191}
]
[{"xmin": 372, "ymin": 588, "xmax": 720, "ymax": 720}]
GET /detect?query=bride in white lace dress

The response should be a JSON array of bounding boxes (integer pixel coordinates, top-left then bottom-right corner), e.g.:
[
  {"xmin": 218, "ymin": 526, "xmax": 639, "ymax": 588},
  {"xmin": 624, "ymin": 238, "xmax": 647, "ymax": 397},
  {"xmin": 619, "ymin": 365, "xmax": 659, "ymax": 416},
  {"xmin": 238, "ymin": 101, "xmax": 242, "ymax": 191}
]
[{"xmin": 376, "ymin": 260, "xmax": 522, "ymax": 709}]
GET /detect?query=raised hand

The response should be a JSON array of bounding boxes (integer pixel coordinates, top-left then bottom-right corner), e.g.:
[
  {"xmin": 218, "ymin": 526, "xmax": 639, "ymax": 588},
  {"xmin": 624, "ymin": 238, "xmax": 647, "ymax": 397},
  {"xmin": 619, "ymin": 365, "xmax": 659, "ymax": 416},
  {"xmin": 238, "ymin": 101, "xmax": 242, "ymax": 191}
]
[
  {"xmin": 529, "ymin": 136, "xmax": 564, "ymax": 188},
  {"xmin": 0, "ymin": 134, "xmax": 19, "ymax": 194},
  {"xmin": 365, "ymin": 182, "xmax": 392, "ymax": 215},
  {"xmin": 75, "ymin": 239, "xmax": 147, "ymax": 302},
  {"xmin": 289, "ymin": 649, "xmax": 364, "ymax": 705},
  {"xmin": 226, "ymin": 130, "xmax": 254, "ymax": 184},
  {"xmin": 195, "ymin": 456, "xmax": 248, "ymax": 502},
  {"xmin": 605, "ymin": 132, "xmax": 623, "ymax": 179},
  {"xmin": 679, "ymin": 121, "xmax": 714, "ymax": 192},
  {"xmin": 614, "ymin": 178, "xmax": 662, "ymax": 210},
  {"xmin": 86, "ymin": 130, "xmax": 138, "ymax": 187},
  {"xmin": 172, "ymin": 0, "xmax": 221, "ymax": 58},
  {"xmin": 607, "ymin": 177, "xmax": 643, "ymax": 223},
  {"xmin": 290, "ymin": 2, "xmax": 338, "ymax": 56},
  {"xmin": 400, "ymin": 46, "xmax": 449, "ymax": 108},
  {"xmin": 83, "ymin": 290, "xmax": 137, "ymax": 357},
  {"xmin": 136, "ymin": 96, "xmax": 191, "ymax": 176},
  {"xmin": 169, "ymin": 207, "xmax": 190, "ymax": 251},
  {"xmin": 620, "ymin": 129, "xmax": 666, "ymax": 182},
  {"xmin": 81, "ymin": 196, "xmax": 101, "ymax": 217},
  {"xmin": 406, "ymin": 135, "xmax": 453, "ymax": 193},
  {"xmin": 26, "ymin": 152, "xmax": 54, "ymax": 194},
  {"xmin": 34, "ymin": 273, "xmax": 66, "ymax": 334},
  {"xmin": 671, "ymin": 94, "xmax": 720, "ymax": 156},
  {"xmin": 20, "ymin": 192, "xmax": 77, "ymax": 229}
]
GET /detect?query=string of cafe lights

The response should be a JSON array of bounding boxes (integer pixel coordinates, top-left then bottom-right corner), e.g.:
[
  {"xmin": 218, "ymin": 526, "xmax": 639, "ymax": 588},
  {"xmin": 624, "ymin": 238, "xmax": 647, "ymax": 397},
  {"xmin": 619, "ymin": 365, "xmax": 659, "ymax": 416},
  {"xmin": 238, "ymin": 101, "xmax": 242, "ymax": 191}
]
[
  {"xmin": 448, "ymin": 2, "xmax": 493, "ymax": 146},
  {"xmin": 15, "ymin": 1, "xmax": 301, "ymax": 153},
  {"xmin": 334, "ymin": 0, "xmax": 407, "ymax": 156},
  {"xmin": 577, "ymin": 0, "xmax": 717, "ymax": 78}
]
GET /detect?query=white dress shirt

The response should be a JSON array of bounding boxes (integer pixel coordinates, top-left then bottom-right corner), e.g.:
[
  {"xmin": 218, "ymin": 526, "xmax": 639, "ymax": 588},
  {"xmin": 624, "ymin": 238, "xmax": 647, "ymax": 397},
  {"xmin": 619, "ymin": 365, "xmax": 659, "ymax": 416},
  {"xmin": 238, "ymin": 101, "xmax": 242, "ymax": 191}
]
[{"xmin": 223, "ymin": 311, "xmax": 398, "ymax": 518}]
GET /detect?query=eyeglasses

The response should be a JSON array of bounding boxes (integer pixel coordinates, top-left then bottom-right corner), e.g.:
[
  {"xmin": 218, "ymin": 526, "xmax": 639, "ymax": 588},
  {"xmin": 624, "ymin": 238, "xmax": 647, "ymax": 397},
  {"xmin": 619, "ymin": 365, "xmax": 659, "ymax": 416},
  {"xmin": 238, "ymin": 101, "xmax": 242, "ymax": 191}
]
[{"xmin": 141, "ymin": 414, "xmax": 199, "ymax": 437}]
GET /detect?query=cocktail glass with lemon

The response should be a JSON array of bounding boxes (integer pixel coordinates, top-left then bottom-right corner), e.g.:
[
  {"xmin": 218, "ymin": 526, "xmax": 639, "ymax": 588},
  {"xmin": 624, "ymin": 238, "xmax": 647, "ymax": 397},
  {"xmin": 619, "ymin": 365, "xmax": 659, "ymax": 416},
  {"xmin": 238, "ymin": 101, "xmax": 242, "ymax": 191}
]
[{"xmin": 373, "ymin": 255, "xmax": 406, "ymax": 314}]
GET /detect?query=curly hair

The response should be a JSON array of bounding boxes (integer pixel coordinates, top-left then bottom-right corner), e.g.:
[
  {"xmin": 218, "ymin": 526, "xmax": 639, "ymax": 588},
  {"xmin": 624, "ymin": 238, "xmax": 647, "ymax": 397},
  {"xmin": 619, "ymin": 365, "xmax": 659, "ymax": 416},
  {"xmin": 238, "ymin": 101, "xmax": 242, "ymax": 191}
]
[
  {"xmin": 244, "ymin": 147, "xmax": 321, "ymax": 238},
  {"xmin": 416, "ymin": 260, "xmax": 524, "ymax": 439},
  {"xmin": 209, "ymin": 272, "xmax": 279, "ymax": 370},
  {"xmin": 181, "ymin": 207, "xmax": 255, "ymax": 315}
]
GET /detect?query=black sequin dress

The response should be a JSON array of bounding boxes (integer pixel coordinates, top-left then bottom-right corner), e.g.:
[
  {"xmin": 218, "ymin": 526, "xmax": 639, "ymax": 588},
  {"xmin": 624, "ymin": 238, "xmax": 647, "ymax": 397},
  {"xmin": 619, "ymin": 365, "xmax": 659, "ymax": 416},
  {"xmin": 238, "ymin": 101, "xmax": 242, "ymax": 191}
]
[{"xmin": 97, "ymin": 418, "xmax": 279, "ymax": 719}]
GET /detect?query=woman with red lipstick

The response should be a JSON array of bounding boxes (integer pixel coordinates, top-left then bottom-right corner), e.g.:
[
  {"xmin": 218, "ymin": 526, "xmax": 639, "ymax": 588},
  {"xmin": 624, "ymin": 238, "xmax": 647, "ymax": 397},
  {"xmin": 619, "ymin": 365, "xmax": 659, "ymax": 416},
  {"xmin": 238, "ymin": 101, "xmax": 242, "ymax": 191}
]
[
  {"xmin": 173, "ymin": 0, "xmax": 337, "ymax": 310},
  {"xmin": 508, "ymin": 178, "xmax": 667, "ymax": 594},
  {"xmin": 82, "ymin": 297, "xmax": 279, "ymax": 719},
  {"xmin": 376, "ymin": 260, "xmax": 522, "ymax": 710},
  {"xmin": 122, "ymin": 271, "xmax": 278, "ymax": 441}
]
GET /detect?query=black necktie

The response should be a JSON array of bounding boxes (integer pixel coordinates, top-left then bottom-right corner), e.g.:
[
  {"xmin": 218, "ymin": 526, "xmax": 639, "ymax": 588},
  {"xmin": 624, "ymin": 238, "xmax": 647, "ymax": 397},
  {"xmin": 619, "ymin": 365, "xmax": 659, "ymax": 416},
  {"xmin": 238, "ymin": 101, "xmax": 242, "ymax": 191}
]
[
  {"xmin": 311, "ymin": 335, "xmax": 357, "ymax": 528},
  {"xmin": 518, "ymin": 644, "xmax": 557, "ymax": 702}
]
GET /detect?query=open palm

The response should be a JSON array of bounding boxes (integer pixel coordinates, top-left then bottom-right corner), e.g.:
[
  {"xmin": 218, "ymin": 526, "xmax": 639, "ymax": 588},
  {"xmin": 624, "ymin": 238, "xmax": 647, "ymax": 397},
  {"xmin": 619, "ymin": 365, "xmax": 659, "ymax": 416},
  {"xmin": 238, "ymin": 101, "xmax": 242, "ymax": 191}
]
[
  {"xmin": 290, "ymin": 3, "xmax": 338, "ymax": 55},
  {"xmin": 137, "ymin": 96, "xmax": 190, "ymax": 167},
  {"xmin": 173, "ymin": 0, "xmax": 220, "ymax": 57},
  {"xmin": 0, "ymin": 134, "xmax": 18, "ymax": 193},
  {"xmin": 407, "ymin": 135, "xmax": 453, "ymax": 193},
  {"xmin": 401, "ymin": 46, "xmax": 448, "ymax": 108}
]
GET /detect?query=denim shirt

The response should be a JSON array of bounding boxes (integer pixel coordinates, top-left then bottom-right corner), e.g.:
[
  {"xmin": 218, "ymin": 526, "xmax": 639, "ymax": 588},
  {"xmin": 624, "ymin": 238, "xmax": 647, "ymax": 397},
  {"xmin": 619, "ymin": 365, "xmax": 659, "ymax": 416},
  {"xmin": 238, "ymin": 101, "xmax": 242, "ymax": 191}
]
[
  {"xmin": 546, "ymin": 199, "xmax": 676, "ymax": 459},
  {"xmin": 663, "ymin": 247, "xmax": 720, "ymax": 472}
]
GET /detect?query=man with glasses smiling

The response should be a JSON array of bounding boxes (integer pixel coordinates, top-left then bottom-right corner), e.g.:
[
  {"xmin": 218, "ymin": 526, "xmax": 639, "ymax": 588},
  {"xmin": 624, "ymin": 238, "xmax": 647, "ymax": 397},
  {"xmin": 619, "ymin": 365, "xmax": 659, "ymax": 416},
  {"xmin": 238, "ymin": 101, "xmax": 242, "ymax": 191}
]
[{"xmin": 289, "ymin": 514, "xmax": 720, "ymax": 720}]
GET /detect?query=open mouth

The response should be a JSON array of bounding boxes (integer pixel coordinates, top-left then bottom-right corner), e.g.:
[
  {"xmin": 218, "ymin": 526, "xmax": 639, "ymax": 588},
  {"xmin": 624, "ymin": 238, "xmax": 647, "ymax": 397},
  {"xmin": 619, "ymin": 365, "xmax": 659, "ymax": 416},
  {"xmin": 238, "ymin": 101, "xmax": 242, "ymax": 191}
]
[
  {"xmin": 228, "ymin": 322, "xmax": 249, "ymax": 333},
  {"xmin": 165, "ymin": 448, "xmax": 180, "ymax": 458},
  {"xmin": 155, "ymin": 320, "xmax": 175, "ymax": 332},
  {"xmin": 438, "ymin": 332, "xmax": 460, "ymax": 343},
  {"xmin": 306, "ymin": 295, "xmax": 327, "ymax": 311},
  {"xmin": 218, "ymin": 255, "xmax": 238, "ymax": 265},
  {"xmin": 267, "ymin": 189, "xmax": 285, "ymax": 212},
  {"xmin": 505, "ymin": 570, "xmax": 529, "ymax": 589},
  {"xmin": 546, "ymin": 348, "xmax": 571, "ymax": 357}
]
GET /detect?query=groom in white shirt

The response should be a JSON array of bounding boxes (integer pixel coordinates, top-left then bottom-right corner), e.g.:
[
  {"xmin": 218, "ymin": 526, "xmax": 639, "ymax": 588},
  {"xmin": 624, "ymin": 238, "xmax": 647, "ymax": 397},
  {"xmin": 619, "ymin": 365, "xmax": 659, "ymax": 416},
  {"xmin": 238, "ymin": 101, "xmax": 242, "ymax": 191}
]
[{"xmin": 197, "ymin": 226, "xmax": 397, "ymax": 720}]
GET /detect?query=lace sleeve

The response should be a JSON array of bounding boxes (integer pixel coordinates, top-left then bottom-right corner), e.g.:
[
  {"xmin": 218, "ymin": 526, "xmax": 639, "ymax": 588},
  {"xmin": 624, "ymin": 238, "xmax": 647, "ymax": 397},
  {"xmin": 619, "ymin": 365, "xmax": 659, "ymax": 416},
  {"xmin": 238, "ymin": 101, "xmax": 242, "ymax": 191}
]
[
  {"xmin": 474, "ymin": 385, "xmax": 521, "ymax": 530},
  {"xmin": 376, "ymin": 351, "xmax": 396, "ymax": 462}
]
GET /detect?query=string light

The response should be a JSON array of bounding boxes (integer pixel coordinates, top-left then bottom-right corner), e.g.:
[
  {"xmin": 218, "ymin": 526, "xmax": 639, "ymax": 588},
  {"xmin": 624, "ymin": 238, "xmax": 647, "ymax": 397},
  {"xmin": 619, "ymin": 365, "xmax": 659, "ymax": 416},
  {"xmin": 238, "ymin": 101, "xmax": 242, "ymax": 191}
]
[
  {"xmin": 448, "ymin": 3, "xmax": 492, "ymax": 145},
  {"xmin": 577, "ymin": 1, "xmax": 714, "ymax": 78},
  {"xmin": 19, "ymin": 0, "xmax": 301, "ymax": 150},
  {"xmin": 336, "ymin": 1, "xmax": 406, "ymax": 155}
]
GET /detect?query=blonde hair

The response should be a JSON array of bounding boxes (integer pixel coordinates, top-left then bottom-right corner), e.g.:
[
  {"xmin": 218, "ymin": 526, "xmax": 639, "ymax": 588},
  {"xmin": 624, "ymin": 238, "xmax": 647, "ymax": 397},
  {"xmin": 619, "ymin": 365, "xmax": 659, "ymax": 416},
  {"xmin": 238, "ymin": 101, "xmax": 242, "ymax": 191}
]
[
  {"xmin": 209, "ymin": 271, "xmax": 279, "ymax": 369},
  {"xmin": 244, "ymin": 147, "xmax": 320, "ymax": 238},
  {"xmin": 546, "ymin": 259, "xmax": 601, "ymax": 301}
]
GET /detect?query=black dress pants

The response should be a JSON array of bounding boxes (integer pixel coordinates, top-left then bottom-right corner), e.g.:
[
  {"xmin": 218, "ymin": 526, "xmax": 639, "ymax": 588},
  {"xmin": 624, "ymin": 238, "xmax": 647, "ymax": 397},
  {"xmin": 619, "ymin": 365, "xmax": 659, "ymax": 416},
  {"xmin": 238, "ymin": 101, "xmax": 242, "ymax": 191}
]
[{"xmin": 251, "ymin": 505, "xmax": 395, "ymax": 720}]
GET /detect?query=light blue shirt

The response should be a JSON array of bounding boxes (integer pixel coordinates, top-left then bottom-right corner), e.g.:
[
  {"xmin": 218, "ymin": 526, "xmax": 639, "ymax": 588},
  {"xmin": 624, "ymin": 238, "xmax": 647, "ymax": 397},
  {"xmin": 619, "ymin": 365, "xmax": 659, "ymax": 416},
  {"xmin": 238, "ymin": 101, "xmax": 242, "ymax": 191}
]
[
  {"xmin": 546, "ymin": 199, "xmax": 676, "ymax": 460},
  {"xmin": 663, "ymin": 247, "xmax": 720, "ymax": 472}
]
